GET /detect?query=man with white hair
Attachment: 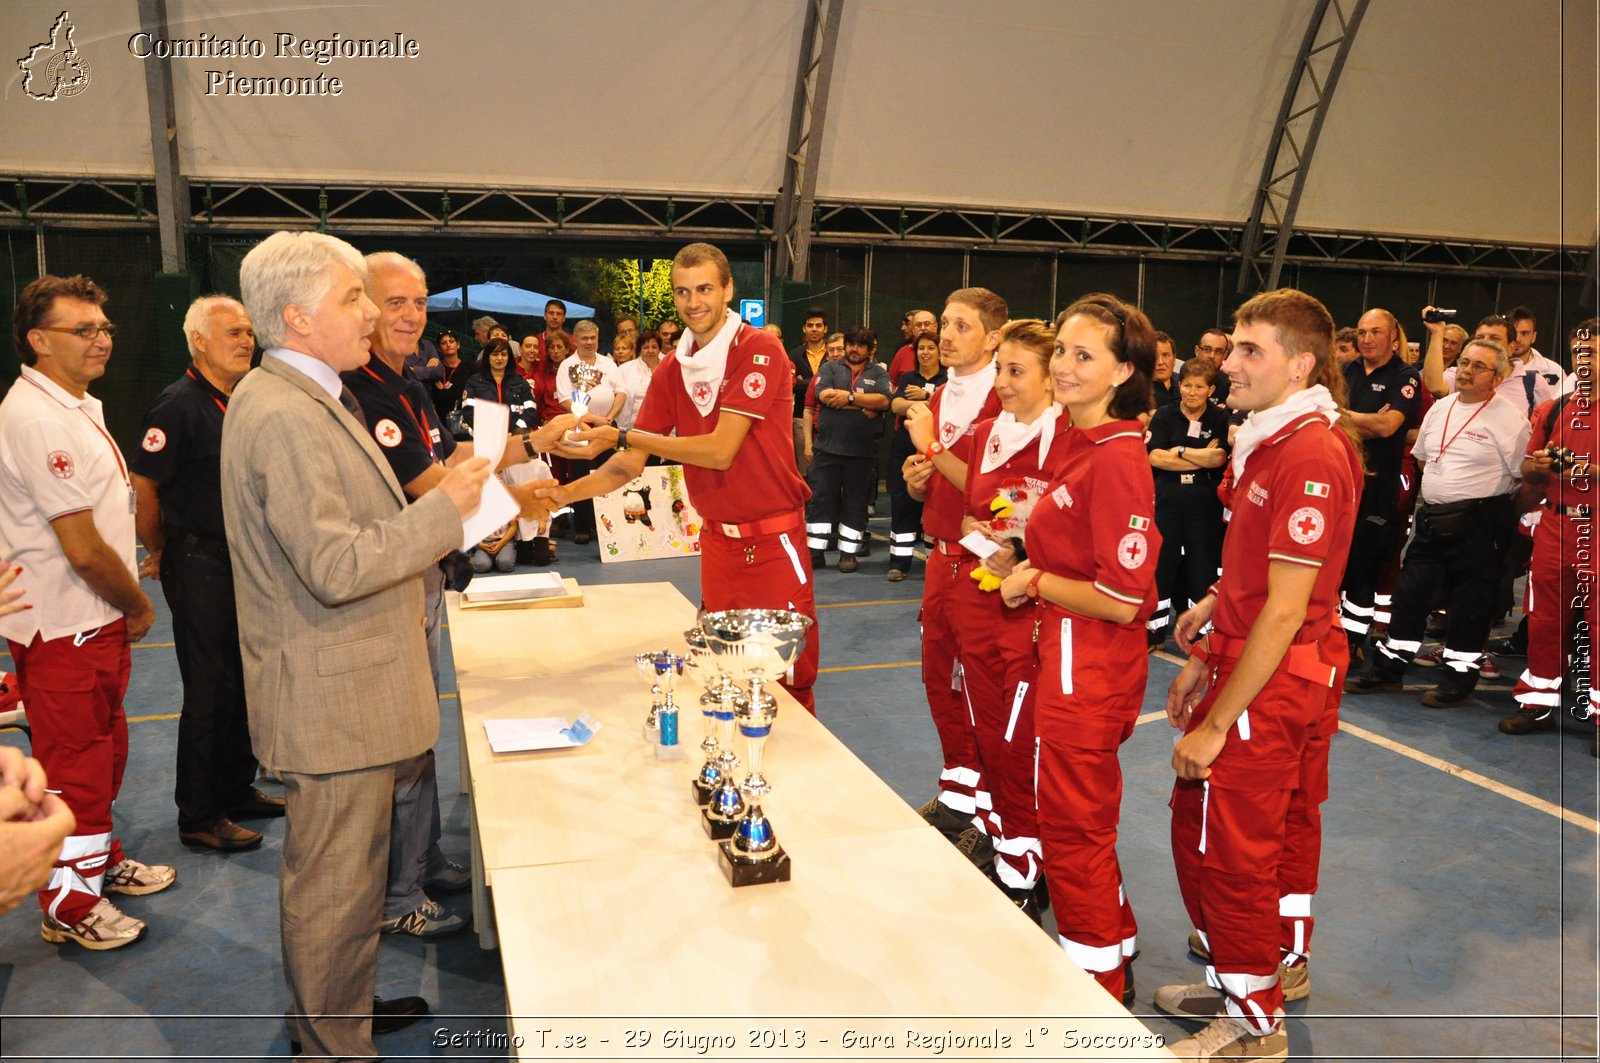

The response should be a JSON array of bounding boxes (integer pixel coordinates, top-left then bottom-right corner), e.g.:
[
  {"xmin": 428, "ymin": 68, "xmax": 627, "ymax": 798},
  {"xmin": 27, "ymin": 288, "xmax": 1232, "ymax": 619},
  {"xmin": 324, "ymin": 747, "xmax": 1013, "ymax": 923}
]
[
  {"xmin": 131, "ymin": 295, "xmax": 279, "ymax": 853},
  {"xmin": 1345, "ymin": 337, "xmax": 1530, "ymax": 706},
  {"xmin": 222, "ymin": 230, "xmax": 502, "ymax": 1058}
]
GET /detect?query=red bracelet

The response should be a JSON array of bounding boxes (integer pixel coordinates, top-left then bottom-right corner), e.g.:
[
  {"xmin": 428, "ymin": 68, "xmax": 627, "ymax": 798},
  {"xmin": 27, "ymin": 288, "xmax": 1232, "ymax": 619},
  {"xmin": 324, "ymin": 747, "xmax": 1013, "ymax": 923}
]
[
  {"xmin": 1025, "ymin": 570, "xmax": 1044, "ymax": 599},
  {"xmin": 922, "ymin": 440, "xmax": 946, "ymax": 462}
]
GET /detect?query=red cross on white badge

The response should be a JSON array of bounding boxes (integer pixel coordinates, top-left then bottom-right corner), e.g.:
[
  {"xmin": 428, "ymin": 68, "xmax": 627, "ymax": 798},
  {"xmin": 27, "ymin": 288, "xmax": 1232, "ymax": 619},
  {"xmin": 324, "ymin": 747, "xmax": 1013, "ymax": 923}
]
[
  {"xmin": 1124, "ymin": 539, "xmax": 1143, "ymax": 564},
  {"xmin": 374, "ymin": 418, "xmax": 402, "ymax": 448},
  {"xmin": 1296, "ymin": 514, "xmax": 1318, "ymax": 538},
  {"xmin": 1117, "ymin": 531, "xmax": 1146, "ymax": 568},
  {"xmin": 47, "ymin": 450, "xmax": 74, "ymax": 478}
]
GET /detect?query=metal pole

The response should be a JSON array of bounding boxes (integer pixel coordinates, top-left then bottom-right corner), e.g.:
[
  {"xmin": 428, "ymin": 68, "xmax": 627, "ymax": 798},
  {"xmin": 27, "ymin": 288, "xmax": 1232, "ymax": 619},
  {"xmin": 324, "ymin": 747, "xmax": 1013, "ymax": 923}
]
[{"xmin": 137, "ymin": 0, "xmax": 185, "ymax": 272}]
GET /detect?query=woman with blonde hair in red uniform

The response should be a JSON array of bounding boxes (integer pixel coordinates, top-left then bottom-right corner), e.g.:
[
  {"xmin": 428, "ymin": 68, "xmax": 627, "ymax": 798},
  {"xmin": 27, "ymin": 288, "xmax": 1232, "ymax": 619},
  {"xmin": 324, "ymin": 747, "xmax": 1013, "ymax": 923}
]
[
  {"xmin": 960, "ymin": 319, "xmax": 1068, "ymax": 920},
  {"xmin": 1154, "ymin": 288, "xmax": 1361, "ymax": 1063},
  {"xmin": 1000, "ymin": 294, "xmax": 1159, "ymax": 1003}
]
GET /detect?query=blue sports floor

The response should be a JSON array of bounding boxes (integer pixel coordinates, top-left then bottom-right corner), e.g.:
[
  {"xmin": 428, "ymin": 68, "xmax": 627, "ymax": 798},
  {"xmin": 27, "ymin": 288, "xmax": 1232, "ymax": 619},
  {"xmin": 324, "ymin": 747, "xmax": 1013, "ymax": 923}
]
[{"xmin": 0, "ymin": 507, "xmax": 1596, "ymax": 1062}]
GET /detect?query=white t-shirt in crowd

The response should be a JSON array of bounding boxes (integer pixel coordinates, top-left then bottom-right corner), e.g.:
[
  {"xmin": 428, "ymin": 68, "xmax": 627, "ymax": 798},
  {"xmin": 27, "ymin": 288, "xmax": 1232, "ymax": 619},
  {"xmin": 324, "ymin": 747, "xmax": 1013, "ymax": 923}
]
[
  {"xmin": 1413, "ymin": 392, "xmax": 1531, "ymax": 504},
  {"xmin": 554, "ymin": 353, "xmax": 623, "ymax": 421}
]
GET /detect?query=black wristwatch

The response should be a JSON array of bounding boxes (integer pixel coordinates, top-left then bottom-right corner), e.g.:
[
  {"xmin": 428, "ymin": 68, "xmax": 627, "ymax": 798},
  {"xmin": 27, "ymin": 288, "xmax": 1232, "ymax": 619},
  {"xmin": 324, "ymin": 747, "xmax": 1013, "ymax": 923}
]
[
  {"xmin": 617, "ymin": 427, "xmax": 631, "ymax": 451},
  {"xmin": 522, "ymin": 431, "xmax": 537, "ymax": 459}
]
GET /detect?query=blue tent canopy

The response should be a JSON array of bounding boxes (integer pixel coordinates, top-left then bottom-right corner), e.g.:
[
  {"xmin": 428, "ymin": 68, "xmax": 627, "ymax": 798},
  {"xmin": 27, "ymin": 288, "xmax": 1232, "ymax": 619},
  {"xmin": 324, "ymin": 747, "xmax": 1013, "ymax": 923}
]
[{"xmin": 425, "ymin": 281, "xmax": 595, "ymax": 319}]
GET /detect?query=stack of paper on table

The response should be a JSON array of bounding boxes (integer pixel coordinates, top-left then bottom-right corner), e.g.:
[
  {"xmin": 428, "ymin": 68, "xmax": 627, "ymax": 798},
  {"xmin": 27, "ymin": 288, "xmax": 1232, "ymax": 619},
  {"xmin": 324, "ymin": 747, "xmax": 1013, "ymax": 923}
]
[{"xmin": 460, "ymin": 572, "xmax": 571, "ymax": 606}]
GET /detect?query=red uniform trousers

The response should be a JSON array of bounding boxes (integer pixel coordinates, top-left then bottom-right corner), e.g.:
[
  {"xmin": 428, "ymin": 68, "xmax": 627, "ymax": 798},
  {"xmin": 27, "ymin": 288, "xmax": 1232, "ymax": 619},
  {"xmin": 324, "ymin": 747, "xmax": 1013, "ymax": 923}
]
[
  {"xmin": 700, "ymin": 521, "xmax": 819, "ymax": 713},
  {"xmin": 920, "ymin": 548, "xmax": 994, "ymax": 818},
  {"xmin": 1035, "ymin": 608, "xmax": 1145, "ymax": 1000},
  {"xmin": 1170, "ymin": 630, "xmax": 1342, "ymax": 1035},
  {"xmin": 8, "ymin": 620, "xmax": 132, "ymax": 925},
  {"xmin": 1514, "ymin": 509, "xmax": 1599, "ymax": 721},
  {"xmin": 957, "ymin": 582, "xmax": 1037, "ymax": 886}
]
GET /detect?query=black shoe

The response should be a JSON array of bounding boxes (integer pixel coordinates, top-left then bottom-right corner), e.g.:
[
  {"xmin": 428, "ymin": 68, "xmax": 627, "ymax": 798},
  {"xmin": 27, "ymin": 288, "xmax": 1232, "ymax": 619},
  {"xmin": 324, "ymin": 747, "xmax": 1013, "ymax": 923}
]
[
  {"xmin": 1487, "ymin": 633, "xmax": 1527, "ymax": 657},
  {"xmin": 837, "ymin": 554, "xmax": 859, "ymax": 573},
  {"xmin": 810, "ymin": 550, "xmax": 827, "ymax": 570},
  {"xmin": 1420, "ymin": 684, "xmax": 1472, "ymax": 708},
  {"xmin": 1343, "ymin": 669, "xmax": 1401, "ymax": 695},
  {"xmin": 1499, "ymin": 708, "xmax": 1556, "ymax": 735},
  {"xmin": 230, "ymin": 789, "xmax": 286, "ymax": 819},
  {"xmin": 1122, "ymin": 957, "xmax": 1136, "ymax": 1008},
  {"xmin": 886, "ymin": 566, "xmax": 907, "ymax": 582},
  {"xmin": 531, "ymin": 537, "xmax": 555, "ymax": 566},
  {"xmin": 574, "ymin": 531, "xmax": 592, "ymax": 545},
  {"xmin": 999, "ymin": 881, "xmax": 1045, "ymax": 925},
  {"xmin": 1348, "ymin": 642, "xmax": 1366, "ymax": 668},
  {"xmin": 290, "ymin": 995, "xmax": 430, "ymax": 1052},
  {"xmin": 859, "ymin": 538, "xmax": 872, "ymax": 558}
]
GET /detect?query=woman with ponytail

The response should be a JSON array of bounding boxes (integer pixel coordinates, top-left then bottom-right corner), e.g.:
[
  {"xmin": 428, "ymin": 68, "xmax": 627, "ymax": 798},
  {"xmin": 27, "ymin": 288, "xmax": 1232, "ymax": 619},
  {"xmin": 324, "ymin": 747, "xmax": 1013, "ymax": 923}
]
[{"xmin": 999, "ymin": 294, "xmax": 1160, "ymax": 1004}]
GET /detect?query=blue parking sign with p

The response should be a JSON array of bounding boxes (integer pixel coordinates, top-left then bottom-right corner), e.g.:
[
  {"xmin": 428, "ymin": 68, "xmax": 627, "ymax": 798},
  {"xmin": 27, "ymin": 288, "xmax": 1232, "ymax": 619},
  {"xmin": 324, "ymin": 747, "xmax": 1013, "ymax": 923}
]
[{"xmin": 739, "ymin": 299, "xmax": 765, "ymax": 328}]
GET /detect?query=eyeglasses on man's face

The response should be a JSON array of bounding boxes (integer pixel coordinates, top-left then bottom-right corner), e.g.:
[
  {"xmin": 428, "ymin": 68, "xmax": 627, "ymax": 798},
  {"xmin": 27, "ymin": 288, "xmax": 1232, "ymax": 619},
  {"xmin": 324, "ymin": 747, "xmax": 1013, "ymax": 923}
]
[{"xmin": 40, "ymin": 322, "xmax": 116, "ymax": 340}]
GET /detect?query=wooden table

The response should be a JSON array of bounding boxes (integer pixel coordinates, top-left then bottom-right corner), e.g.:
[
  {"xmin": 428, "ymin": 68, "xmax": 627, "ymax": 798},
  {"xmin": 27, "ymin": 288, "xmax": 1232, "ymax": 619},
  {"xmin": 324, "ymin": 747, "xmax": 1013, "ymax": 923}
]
[{"xmin": 447, "ymin": 582, "xmax": 1173, "ymax": 1060}]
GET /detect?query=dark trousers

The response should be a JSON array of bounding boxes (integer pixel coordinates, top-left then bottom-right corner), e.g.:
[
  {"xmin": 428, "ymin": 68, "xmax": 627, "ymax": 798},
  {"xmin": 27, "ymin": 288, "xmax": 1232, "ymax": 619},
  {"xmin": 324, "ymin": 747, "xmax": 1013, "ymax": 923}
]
[
  {"xmin": 161, "ymin": 535, "xmax": 259, "ymax": 830},
  {"xmin": 805, "ymin": 450, "xmax": 876, "ymax": 555},
  {"xmin": 1373, "ymin": 497, "xmax": 1513, "ymax": 692},
  {"xmin": 1151, "ymin": 489, "xmax": 1225, "ymax": 639},
  {"xmin": 1341, "ymin": 504, "xmax": 1402, "ymax": 647},
  {"xmin": 886, "ymin": 430, "xmax": 923, "ymax": 569}
]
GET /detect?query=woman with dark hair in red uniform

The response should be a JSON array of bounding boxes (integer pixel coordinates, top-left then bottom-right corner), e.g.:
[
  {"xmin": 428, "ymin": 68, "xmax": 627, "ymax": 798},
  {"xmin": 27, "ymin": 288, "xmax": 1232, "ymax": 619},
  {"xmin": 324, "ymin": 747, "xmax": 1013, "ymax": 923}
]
[
  {"xmin": 959, "ymin": 319, "xmax": 1067, "ymax": 919},
  {"xmin": 999, "ymin": 294, "xmax": 1159, "ymax": 1003}
]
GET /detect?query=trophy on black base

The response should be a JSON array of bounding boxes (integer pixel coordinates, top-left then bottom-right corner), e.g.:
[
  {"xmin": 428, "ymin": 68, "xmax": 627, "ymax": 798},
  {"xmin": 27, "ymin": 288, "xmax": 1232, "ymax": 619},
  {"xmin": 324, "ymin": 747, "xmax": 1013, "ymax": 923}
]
[
  {"xmin": 700, "ymin": 609, "xmax": 813, "ymax": 886},
  {"xmin": 682, "ymin": 627, "xmax": 725, "ymax": 805}
]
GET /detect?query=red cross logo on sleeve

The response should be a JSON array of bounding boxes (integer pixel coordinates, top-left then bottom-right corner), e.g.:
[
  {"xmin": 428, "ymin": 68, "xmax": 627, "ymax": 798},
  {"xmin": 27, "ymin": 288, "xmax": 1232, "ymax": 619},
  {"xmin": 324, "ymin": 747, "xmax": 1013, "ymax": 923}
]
[
  {"xmin": 47, "ymin": 450, "xmax": 74, "ymax": 479},
  {"xmin": 1117, "ymin": 531, "xmax": 1147, "ymax": 569},
  {"xmin": 1288, "ymin": 506, "xmax": 1325, "ymax": 545},
  {"xmin": 374, "ymin": 418, "xmax": 403, "ymax": 448}
]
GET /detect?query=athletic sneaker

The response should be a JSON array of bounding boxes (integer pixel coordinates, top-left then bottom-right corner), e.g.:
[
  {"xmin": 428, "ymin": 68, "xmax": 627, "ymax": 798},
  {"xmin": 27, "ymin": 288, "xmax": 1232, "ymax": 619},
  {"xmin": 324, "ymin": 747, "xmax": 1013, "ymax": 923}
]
[
  {"xmin": 1167, "ymin": 1016, "xmax": 1287, "ymax": 1061},
  {"xmin": 1155, "ymin": 966, "xmax": 1309, "ymax": 1018},
  {"xmin": 422, "ymin": 858, "xmax": 472, "ymax": 894},
  {"xmin": 103, "ymin": 858, "xmax": 176, "ymax": 896},
  {"xmin": 41, "ymin": 897, "xmax": 147, "ymax": 950},
  {"xmin": 380, "ymin": 898, "xmax": 466, "ymax": 938},
  {"xmin": 1412, "ymin": 646, "xmax": 1443, "ymax": 668},
  {"xmin": 1478, "ymin": 654, "xmax": 1501, "ymax": 680}
]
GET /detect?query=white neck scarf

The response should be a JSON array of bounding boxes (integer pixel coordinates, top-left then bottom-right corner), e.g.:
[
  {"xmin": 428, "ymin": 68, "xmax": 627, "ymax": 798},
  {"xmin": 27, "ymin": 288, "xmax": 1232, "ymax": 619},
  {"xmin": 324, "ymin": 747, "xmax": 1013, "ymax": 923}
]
[
  {"xmin": 981, "ymin": 406, "xmax": 1059, "ymax": 473},
  {"xmin": 937, "ymin": 358, "xmax": 997, "ymax": 446},
  {"xmin": 678, "ymin": 311, "xmax": 742, "ymax": 416},
  {"xmin": 1230, "ymin": 384, "xmax": 1339, "ymax": 480}
]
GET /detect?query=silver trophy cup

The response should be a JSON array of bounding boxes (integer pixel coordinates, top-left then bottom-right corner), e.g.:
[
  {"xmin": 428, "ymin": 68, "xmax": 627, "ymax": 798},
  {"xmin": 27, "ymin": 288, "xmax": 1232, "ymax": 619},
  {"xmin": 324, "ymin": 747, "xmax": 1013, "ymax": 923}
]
[
  {"xmin": 699, "ymin": 609, "xmax": 814, "ymax": 886},
  {"xmin": 634, "ymin": 649, "xmax": 684, "ymax": 745},
  {"xmin": 682, "ymin": 627, "xmax": 723, "ymax": 805}
]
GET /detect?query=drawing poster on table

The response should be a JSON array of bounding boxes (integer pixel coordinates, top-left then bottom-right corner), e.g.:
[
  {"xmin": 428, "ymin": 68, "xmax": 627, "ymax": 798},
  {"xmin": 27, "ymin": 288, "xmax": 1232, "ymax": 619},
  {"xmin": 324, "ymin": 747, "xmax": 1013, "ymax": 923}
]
[{"xmin": 593, "ymin": 464, "xmax": 703, "ymax": 563}]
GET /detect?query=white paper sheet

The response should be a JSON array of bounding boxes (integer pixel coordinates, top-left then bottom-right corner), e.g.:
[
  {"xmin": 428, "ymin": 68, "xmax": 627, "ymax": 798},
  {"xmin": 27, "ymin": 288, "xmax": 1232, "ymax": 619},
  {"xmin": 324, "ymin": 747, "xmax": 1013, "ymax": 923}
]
[
  {"xmin": 483, "ymin": 713, "xmax": 601, "ymax": 752},
  {"xmin": 460, "ymin": 400, "xmax": 521, "ymax": 550},
  {"xmin": 958, "ymin": 530, "xmax": 1002, "ymax": 559}
]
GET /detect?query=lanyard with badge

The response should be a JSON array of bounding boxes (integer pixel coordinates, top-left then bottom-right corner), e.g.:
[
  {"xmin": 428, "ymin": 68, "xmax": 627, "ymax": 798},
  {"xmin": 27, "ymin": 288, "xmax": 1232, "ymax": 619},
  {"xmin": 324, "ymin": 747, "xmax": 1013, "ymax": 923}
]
[{"xmin": 23, "ymin": 375, "xmax": 135, "ymax": 514}]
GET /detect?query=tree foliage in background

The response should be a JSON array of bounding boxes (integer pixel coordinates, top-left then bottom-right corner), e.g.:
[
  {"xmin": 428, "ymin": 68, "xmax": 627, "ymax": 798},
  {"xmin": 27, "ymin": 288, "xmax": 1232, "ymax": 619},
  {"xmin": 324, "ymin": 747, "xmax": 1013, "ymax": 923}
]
[{"xmin": 587, "ymin": 257, "xmax": 678, "ymax": 328}]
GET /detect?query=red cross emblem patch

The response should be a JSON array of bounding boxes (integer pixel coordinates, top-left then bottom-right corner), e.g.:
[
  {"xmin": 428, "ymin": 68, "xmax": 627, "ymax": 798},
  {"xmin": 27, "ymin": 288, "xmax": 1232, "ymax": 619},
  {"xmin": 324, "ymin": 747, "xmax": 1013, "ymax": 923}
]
[
  {"xmin": 1117, "ymin": 531, "xmax": 1147, "ymax": 569},
  {"xmin": 692, "ymin": 382, "xmax": 712, "ymax": 405},
  {"xmin": 141, "ymin": 428, "xmax": 167, "ymax": 453},
  {"xmin": 374, "ymin": 418, "xmax": 403, "ymax": 448},
  {"xmin": 1289, "ymin": 506, "xmax": 1325, "ymax": 545},
  {"xmin": 47, "ymin": 450, "xmax": 74, "ymax": 479},
  {"xmin": 742, "ymin": 372, "xmax": 766, "ymax": 399}
]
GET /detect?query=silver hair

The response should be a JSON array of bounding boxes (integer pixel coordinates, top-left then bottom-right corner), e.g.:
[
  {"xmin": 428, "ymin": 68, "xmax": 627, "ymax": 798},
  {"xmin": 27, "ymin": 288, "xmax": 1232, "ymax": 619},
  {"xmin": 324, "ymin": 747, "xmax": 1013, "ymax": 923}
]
[
  {"xmin": 1460, "ymin": 337, "xmax": 1512, "ymax": 380},
  {"xmin": 572, "ymin": 319, "xmax": 599, "ymax": 336},
  {"xmin": 472, "ymin": 315, "xmax": 498, "ymax": 331},
  {"xmin": 364, "ymin": 250, "xmax": 424, "ymax": 282},
  {"xmin": 239, "ymin": 231, "xmax": 366, "ymax": 350},
  {"xmin": 182, "ymin": 295, "xmax": 248, "ymax": 360}
]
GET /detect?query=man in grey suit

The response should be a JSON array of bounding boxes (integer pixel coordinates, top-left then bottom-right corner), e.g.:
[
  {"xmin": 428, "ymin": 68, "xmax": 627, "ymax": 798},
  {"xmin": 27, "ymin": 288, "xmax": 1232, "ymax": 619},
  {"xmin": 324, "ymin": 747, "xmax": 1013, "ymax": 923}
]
[{"xmin": 222, "ymin": 231, "xmax": 493, "ymax": 1060}]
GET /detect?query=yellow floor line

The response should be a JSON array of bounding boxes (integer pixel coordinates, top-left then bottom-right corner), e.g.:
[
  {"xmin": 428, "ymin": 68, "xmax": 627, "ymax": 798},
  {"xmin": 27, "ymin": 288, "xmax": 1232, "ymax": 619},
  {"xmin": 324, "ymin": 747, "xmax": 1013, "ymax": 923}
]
[
  {"xmin": 818, "ymin": 660, "xmax": 919, "ymax": 674},
  {"xmin": 817, "ymin": 598, "xmax": 920, "ymax": 609},
  {"xmin": 1338, "ymin": 720, "xmax": 1600, "ymax": 834},
  {"xmin": 127, "ymin": 712, "xmax": 179, "ymax": 723}
]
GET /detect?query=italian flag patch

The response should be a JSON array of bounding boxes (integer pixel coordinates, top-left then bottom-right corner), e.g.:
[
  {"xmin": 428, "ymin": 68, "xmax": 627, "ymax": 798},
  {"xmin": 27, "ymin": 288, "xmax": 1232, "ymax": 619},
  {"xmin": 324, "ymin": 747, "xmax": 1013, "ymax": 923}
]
[
  {"xmin": 1304, "ymin": 481, "xmax": 1330, "ymax": 497},
  {"xmin": 1128, "ymin": 515, "xmax": 1150, "ymax": 530},
  {"xmin": 752, "ymin": 354, "xmax": 770, "ymax": 366}
]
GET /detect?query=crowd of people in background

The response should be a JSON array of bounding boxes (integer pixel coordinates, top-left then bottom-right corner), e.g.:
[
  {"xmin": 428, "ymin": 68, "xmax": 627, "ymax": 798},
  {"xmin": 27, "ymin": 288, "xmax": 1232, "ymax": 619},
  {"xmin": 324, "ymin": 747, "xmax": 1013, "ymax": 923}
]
[{"xmin": 0, "ymin": 240, "xmax": 1592, "ymax": 1063}]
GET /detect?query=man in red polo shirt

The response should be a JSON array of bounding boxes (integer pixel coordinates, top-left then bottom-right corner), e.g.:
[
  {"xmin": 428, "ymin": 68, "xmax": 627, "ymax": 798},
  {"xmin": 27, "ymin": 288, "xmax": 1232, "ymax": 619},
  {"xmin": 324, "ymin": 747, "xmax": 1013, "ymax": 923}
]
[
  {"xmin": 1156, "ymin": 288, "xmax": 1361, "ymax": 1063},
  {"xmin": 540, "ymin": 242, "xmax": 819, "ymax": 711}
]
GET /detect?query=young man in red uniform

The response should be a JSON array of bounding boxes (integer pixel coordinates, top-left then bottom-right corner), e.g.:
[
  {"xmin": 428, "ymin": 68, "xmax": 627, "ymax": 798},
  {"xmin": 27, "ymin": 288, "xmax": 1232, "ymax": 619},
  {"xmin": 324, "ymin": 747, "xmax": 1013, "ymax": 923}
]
[
  {"xmin": 1157, "ymin": 289, "xmax": 1361, "ymax": 1062},
  {"xmin": 1503, "ymin": 320, "xmax": 1598, "ymax": 754},
  {"xmin": 542, "ymin": 243, "xmax": 819, "ymax": 711},
  {"xmin": 902, "ymin": 288, "xmax": 1003, "ymax": 844}
]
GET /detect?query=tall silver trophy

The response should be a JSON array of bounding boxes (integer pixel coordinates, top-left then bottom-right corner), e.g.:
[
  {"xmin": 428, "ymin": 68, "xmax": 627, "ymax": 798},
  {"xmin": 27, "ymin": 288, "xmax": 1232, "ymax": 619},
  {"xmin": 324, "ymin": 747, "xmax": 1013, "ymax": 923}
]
[
  {"xmin": 700, "ymin": 609, "xmax": 814, "ymax": 886},
  {"xmin": 564, "ymin": 362, "xmax": 605, "ymax": 447},
  {"xmin": 682, "ymin": 627, "xmax": 731, "ymax": 805}
]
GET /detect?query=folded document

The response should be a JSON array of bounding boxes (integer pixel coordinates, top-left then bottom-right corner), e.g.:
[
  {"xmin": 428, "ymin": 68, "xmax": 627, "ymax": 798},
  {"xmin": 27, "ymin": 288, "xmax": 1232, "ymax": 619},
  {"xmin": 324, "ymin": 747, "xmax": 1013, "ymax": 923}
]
[{"xmin": 483, "ymin": 713, "xmax": 601, "ymax": 752}]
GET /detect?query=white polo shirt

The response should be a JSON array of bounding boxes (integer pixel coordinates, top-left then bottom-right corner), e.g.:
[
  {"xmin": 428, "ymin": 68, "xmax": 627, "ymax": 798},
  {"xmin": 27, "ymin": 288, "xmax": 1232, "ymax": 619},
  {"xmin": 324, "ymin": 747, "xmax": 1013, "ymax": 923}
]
[
  {"xmin": 0, "ymin": 365, "xmax": 136, "ymax": 643},
  {"xmin": 1413, "ymin": 392, "xmax": 1531, "ymax": 505},
  {"xmin": 554, "ymin": 353, "xmax": 622, "ymax": 419}
]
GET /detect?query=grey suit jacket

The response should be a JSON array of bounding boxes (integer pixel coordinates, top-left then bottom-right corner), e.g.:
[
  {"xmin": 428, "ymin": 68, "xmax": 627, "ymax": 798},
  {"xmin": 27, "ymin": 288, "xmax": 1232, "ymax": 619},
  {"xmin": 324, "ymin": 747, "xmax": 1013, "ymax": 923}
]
[{"xmin": 221, "ymin": 355, "xmax": 461, "ymax": 775}]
